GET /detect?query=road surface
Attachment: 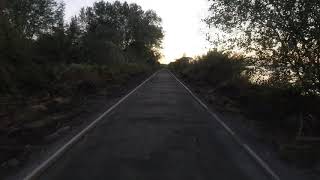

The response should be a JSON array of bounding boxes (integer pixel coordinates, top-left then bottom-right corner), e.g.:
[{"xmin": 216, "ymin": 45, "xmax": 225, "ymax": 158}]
[{"xmin": 38, "ymin": 70, "xmax": 270, "ymax": 180}]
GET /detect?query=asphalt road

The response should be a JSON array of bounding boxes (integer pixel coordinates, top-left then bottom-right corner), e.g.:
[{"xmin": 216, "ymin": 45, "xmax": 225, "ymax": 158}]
[{"xmin": 38, "ymin": 70, "xmax": 270, "ymax": 180}]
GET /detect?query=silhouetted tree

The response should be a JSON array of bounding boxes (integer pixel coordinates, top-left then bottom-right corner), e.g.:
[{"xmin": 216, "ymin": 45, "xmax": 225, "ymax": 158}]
[
  {"xmin": 0, "ymin": 0, "xmax": 164, "ymax": 94},
  {"xmin": 206, "ymin": 0, "xmax": 320, "ymax": 94},
  {"xmin": 65, "ymin": 16, "xmax": 83, "ymax": 63},
  {"xmin": 81, "ymin": 1, "xmax": 163, "ymax": 64},
  {"xmin": 5, "ymin": 0, "xmax": 62, "ymax": 39}
]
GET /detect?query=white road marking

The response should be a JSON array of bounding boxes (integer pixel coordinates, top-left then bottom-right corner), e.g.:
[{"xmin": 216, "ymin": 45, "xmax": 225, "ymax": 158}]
[
  {"xmin": 208, "ymin": 111, "xmax": 236, "ymax": 136},
  {"xmin": 168, "ymin": 70, "xmax": 281, "ymax": 180},
  {"xmin": 23, "ymin": 70, "xmax": 161, "ymax": 180},
  {"xmin": 244, "ymin": 144, "xmax": 281, "ymax": 180}
]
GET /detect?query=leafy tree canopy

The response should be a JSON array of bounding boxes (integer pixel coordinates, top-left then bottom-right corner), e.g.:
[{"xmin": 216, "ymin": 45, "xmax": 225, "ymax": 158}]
[
  {"xmin": 4, "ymin": 0, "xmax": 64, "ymax": 39},
  {"xmin": 206, "ymin": 0, "xmax": 320, "ymax": 94},
  {"xmin": 79, "ymin": 1, "xmax": 163, "ymax": 64}
]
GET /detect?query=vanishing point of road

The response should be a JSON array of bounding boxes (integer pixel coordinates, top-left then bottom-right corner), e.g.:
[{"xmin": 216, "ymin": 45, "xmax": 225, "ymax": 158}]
[{"xmin": 35, "ymin": 70, "xmax": 271, "ymax": 180}]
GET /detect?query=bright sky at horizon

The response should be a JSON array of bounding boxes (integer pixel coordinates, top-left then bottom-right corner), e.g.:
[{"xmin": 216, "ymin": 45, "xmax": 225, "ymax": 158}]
[{"xmin": 63, "ymin": 0, "xmax": 211, "ymax": 64}]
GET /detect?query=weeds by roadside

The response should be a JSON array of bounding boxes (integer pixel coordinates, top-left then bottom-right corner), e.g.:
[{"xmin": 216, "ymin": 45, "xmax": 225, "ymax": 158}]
[
  {"xmin": 169, "ymin": 50, "xmax": 320, "ymax": 168},
  {"xmin": 0, "ymin": 62, "xmax": 157, "ymax": 171}
]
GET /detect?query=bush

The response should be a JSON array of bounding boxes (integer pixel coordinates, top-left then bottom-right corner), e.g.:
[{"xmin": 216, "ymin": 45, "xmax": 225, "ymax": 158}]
[
  {"xmin": 169, "ymin": 50, "xmax": 320, "ymax": 138},
  {"xmin": 170, "ymin": 50, "xmax": 248, "ymax": 87}
]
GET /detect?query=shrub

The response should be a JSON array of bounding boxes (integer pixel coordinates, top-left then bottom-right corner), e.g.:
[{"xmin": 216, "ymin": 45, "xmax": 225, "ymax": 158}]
[{"xmin": 169, "ymin": 50, "xmax": 320, "ymax": 138}]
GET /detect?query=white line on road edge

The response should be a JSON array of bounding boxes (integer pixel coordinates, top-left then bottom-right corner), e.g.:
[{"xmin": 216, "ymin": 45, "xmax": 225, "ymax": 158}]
[
  {"xmin": 168, "ymin": 70, "xmax": 281, "ymax": 180},
  {"xmin": 23, "ymin": 70, "xmax": 161, "ymax": 180}
]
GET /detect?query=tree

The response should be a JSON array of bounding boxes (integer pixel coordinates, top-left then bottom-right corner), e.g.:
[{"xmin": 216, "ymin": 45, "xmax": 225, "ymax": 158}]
[
  {"xmin": 1, "ymin": 0, "xmax": 67, "ymax": 64},
  {"xmin": 125, "ymin": 8, "xmax": 163, "ymax": 64},
  {"xmin": 0, "ymin": 0, "xmax": 68, "ymax": 93},
  {"xmin": 206, "ymin": 0, "xmax": 320, "ymax": 94},
  {"xmin": 34, "ymin": 2, "xmax": 67, "ymax": 63},
  {"xmin": 67, "ymin": 17, "xmax": 82, "ymax": 45},
  {"xmin": 5, "ymin": 0, "xmax": 62, "ymax": 39},
  {"xmin": 0, "ymin": 0, "xmax": 164, "ymax": 94},
  {"xmin": 65, "ymin": 16, "xmax": 83, "ymax": 63},
  {"xmin": 80, "ymin": 1, "xmax": 163, "ymax": 64}
]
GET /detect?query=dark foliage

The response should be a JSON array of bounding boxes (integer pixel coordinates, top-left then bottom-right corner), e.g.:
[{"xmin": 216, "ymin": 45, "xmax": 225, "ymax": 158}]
[
  {"xmin": 170, "ymin": 50, "xmax": 320, "ymax": 166},
  {"xmin": 0, "ymin": 0, "xmax": 163, "ymax": 95},
  {"xmin": 206, "ymin": 0, "xmax": 320, "ymax": 95}
]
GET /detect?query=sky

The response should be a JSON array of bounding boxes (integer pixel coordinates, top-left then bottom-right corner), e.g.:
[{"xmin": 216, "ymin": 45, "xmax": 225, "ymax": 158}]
[{"xmin": 62, "ymin": 0, "xmax": 211, "ymax": 64}]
